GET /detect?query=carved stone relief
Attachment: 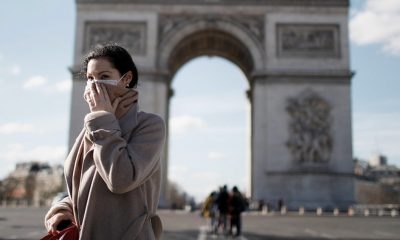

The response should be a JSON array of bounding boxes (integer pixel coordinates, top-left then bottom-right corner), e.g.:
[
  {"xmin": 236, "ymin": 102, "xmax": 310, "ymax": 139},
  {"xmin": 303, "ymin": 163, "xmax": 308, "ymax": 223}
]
[
  {"xmin": 158, "ymin": 14, "xmax": 264, "ymax": 47},
  {"xmin": 286, "ymin": 90, "xmax": 333, "ymax": 164},
  {"xmin": 277, "ymin": 24, "xmax": 340, "ymax": 58},
  {"xmin": 84, "ymin": 22, "xmax": 147, "ymax": 55}
]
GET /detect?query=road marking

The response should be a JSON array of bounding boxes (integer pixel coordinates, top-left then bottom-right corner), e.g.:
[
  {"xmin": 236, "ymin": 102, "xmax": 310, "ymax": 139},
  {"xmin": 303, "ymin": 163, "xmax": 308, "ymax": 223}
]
[
  {"xmin": 374, "ymin": 230, "xmax": 395, "ymax": 237},
  {"xmin": 198, "ymin": 225, "xmax": 208, "ymax": 240},
  {"xmin": 320, "ymin": 233, "xmax": 335, "ymax": 239},
  {"xmin": 305, "ymin": 228, "xmax": 335, "ymax": 239},
  {"xmin": 304, "ymin": 228, "xmax": 318, "ymax": 236},
  {"xmin": 238, "ymin": 235, "xmax": 249, "ymax": 240},
  {"xmin": 198, "ymin": 225, "xmax": 249, "ymax": 240}
]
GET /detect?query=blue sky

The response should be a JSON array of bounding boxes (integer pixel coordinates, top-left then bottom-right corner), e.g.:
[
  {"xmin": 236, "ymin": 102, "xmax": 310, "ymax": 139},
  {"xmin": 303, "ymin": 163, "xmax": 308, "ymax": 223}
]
[{"xmin": 0, "ymin": 0, "xmax": 399, "ymax": 201}]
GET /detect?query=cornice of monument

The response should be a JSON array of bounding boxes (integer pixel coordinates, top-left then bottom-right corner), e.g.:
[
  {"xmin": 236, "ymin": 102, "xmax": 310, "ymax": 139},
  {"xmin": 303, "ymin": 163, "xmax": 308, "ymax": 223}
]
[
  {"xmin": 251, "ymin": 69, "xmax": 354, "ymax": 84},
  {"xmin": 76, "ymin": 0, "xmax": 349, "ymax": 7}
]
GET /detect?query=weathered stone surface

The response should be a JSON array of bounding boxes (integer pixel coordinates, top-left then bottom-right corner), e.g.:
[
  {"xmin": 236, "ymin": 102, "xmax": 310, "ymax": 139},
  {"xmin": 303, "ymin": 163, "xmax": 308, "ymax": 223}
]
[
  {"xmin": 277, "ymin": 24, "xmax": 340, "ymax": 58},
  {"xmin": 286, "ymin": 89, "xmax": 333, "ymax": 164},
  {"xmin": 83, "ymin": 21, "xmax": 147, "ymax": 55}
]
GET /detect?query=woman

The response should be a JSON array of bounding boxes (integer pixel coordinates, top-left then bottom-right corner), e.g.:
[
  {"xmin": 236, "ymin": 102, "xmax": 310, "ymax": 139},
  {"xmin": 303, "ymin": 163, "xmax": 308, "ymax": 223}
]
[{"xmin": 44, "ymin": 44, "xmax": 166, "ymax": 239}]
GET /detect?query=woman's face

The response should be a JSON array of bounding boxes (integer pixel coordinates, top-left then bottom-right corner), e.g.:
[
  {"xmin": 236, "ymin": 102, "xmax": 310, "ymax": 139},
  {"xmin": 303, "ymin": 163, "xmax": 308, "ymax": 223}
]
[{"xmin": 86, "ymin": 58, "xmax": 131, "ymax": 99}]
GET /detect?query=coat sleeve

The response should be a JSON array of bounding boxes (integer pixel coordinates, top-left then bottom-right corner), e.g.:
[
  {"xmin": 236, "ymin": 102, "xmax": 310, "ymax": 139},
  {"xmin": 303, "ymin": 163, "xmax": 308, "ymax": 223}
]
[
  {"xmin": 84, "ymin": 110, "xmax": 166, "ymax": 194},
  {"xmin": 44, "ymin": 196, "xmax": 73, "ymax": 227}
]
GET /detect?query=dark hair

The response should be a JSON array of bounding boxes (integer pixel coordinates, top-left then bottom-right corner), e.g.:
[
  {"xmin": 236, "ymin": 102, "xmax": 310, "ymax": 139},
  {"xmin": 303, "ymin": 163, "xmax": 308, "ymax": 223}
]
[{"xmin": 82, "ymin": 44, "xmax": 139, "ymax": 88}]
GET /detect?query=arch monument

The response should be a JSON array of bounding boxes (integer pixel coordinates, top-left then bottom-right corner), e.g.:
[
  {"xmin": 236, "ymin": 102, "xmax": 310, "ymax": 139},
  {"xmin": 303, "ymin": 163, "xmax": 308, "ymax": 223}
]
[{"xmin": 69, "ymin": 0, "xmax": 354, "ymax": 209}]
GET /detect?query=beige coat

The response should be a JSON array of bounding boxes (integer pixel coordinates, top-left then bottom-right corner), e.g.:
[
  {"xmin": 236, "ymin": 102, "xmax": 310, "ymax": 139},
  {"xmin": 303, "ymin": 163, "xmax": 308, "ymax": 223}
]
[{"xmin": 45, "ymin": 104, "xmax": 166, "ymax": 240}]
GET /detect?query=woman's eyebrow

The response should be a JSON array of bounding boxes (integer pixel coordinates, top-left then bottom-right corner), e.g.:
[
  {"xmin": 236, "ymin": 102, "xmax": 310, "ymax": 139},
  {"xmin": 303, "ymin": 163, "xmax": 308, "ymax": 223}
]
[{"xmin": 87, "ymin": 70, "xmax": 112, "ymax": 77}]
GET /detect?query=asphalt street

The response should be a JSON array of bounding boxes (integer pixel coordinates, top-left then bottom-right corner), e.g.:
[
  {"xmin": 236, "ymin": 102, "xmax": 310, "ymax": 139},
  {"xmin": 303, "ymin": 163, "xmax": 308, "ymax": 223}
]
[{"xmin": 0, "ymin": 208, "xmax": 399, "ymax": 240}]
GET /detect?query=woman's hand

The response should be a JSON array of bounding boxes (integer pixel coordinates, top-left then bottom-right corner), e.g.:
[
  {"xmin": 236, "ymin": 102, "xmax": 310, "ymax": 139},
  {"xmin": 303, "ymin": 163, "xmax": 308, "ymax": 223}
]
[
  {"xmin": 115, "ymin": 90, "xmax": 139, "ymax": 119},
  {"xmin": 84, "ymin": 82, "xmax": 119, "ymax": 114},
  {"xmin": 45, "ymin": 210, "xmax": 74, "ymax": 235}
]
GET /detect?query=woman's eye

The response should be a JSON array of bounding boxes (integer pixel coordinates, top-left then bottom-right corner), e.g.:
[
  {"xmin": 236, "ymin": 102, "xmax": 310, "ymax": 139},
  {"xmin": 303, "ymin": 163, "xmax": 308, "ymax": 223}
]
[{"xmin": 101, "ymin": 75, "xmax": 109, "ymax": 79}]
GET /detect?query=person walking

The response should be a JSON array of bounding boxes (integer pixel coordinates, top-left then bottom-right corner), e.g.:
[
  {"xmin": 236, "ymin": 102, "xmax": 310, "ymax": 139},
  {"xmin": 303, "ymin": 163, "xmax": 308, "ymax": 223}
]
[
  {"xmin": 216, "ymin": 185, "xmax": 229, "ymax": 234},
  {"xmin": 44, "ymin": 44, "xmax": 166, "ymax": 239},
  {"xmin": 229, "ymin": 186, "xmax": 247, "ymax": 237},
  {"xmin": 201, "ymin": 191, "xmax": 218, "ymax": 234}
]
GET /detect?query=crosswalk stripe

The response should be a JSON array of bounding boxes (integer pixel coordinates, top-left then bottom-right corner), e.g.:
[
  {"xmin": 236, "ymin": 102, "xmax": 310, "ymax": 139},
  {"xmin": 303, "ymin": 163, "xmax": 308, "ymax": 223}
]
[
  {"xmin": 197, "ymin": 225, "xmax": 249, "ymax": 240},
  {"xmin": 197, "ymin": 225, "xmax": 208, "ymax": 240}
]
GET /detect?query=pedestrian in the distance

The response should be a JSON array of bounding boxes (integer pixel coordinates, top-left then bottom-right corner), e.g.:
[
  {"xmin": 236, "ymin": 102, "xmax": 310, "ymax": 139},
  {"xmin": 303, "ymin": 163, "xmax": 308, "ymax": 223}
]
[
  {"xmin": 217, "ymin": 185, "xmax": 229, "ymax": 234},
  {"xmin": 44, "ymin": 44, "xmax": 166, "ymax": 239},
  {"xmin": 229, "ymin": 186, "xmax": 246, "ymax": 237},
  {"xmin": 201, "ymin": 191, "xmax": 218, "ymax": 234}
]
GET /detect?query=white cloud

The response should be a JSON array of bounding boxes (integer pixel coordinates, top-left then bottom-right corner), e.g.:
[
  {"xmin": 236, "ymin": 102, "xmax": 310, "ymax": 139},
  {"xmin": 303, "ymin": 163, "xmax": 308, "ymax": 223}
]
[
  {"xmin": 169, "ymin": 115, "xmax": 207, "ymax": 134},
  {"xmin": 3, "ymin": 144, "xmax": 66, "ymax": 163},
  {"xmin": 1, "ymin": 143, "xmax": 67, "ymax": 178},
  {"xmin": 10, "ymin": 65, "xmax": 21, "ymax": 76},
  {"xmin": 207, "ymin": 151, "xmax": 227, "ymax": 161},
  {"xmin": 350, "ymin": 0, "xmax": 400, "ymax": 55},
  {"xmin": 53, "ymin": 79, "xmax": 72, "ymax": 92},
  {"xmin": 169, "ymin": 165, "xmax": 189, "ymax": 183},
  {"xmin": 23, "ymin": 76, "xmax": 47, "ymax": 89},
  {"xmin": 171, "ymin": 92, "xmax": 248, "ymax": 116},
  {"xmin": 0, "ymin": 123, "xmax": 35, "ymax": 134},
  {"xmin": 22, "ymin": 76, "xmax": 72, "ymax": 94}
]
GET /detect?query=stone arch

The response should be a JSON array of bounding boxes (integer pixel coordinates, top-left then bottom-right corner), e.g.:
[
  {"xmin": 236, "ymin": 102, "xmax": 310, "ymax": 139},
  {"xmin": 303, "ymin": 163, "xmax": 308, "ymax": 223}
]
[
  {"xmin": 168, "ymin": 29, "xmax": 254, "ymax": 82},
  {"xmin": 71, "ymin": 0, "xmax": 354, "ymax": 210},
  {"xmin": 158, "ymin": 17, "xmax": 265, "ymax": 76}
]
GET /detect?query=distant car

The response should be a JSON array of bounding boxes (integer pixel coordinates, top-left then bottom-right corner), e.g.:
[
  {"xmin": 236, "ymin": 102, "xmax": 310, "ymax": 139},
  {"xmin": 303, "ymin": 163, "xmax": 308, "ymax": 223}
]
[{"xmin": 51, "ymin": 192, "xmax": 68, "ymax": 205}]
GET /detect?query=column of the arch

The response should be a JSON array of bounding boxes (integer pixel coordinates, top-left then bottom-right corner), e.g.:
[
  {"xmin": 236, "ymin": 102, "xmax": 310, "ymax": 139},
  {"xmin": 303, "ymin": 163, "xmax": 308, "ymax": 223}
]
[
  {"xmin": 250, "ymin": 76, "xmax": 269, "ymax": 204},
  {"xmin": 68, "ymin": 68, "xmax": 88, "ymax": 150},
  {"xmin": 136, "ymin": 71, "xmax": 170, "ymax": 208},
  {"xmin": 251, "ymin": 73, "xmax": 355, "ymax": 210}
]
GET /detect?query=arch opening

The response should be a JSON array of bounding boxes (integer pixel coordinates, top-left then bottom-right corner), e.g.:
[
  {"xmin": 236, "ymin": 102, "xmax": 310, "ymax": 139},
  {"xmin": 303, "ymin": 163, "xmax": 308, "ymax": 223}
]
[
  {"xmin": 167, "ymin": 56, "xmax": 251, "ymax": 203},
  {"xmin": 168, "ymin": 29, "xmax": 254, "ymax": 81}
]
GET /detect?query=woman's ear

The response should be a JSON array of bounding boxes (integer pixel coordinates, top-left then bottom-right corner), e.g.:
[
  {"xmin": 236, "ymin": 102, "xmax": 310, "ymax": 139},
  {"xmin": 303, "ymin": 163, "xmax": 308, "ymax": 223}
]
[{"xmin": 122, "ymin": 71, "xmax": 133, "ymax": 87}]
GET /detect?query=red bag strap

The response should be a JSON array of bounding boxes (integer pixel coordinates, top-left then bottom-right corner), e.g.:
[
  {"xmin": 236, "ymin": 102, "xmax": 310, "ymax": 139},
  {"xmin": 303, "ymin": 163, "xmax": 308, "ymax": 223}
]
[{"xmin": 40, "ymin": 224, "xmax": 79, "ymax": 240}]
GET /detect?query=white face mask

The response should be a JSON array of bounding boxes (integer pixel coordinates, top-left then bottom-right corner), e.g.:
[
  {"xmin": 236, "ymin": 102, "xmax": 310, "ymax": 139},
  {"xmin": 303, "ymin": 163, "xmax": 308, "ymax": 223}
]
[
  {"xmin": 86, "ymin": 73, "xmax": 127, "ymax": 88},
  {"xmin": 89, "ymin": 79, "xmax": 119, "ymax": 86}
]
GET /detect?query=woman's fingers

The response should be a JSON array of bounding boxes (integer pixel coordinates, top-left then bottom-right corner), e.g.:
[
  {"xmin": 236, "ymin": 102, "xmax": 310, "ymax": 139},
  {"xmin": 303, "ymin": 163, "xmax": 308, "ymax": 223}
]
[
  {"xmin": 46, "ymin": 211, "xmax": 74, "ymax": 236},
  {"xmin": 99, "ymin": 84, "xmax": 114, "ymax": 112},
  {"xmin": 90, "ymin": 81, "xmax": 98, "ymax": 98},
  {"xmin": 112, "ymin": 97, "xmax": 121, "ymax": 112},
  {"xmin": 122, "ymin": 96, "xmax": 137, "ymax": 108},
  {"xmin": 48, "ymin": 216, "xmax": 62, "ymax": 235},
  {"xmin": 84, "ymin": 83, "xmax": 138, "ymax": 114},
  {"xmin": 119, "ymin": 91, "xmax": 138, "ymax": 108},
  {"xmin": 119, "ymin": 90, "xmax": 137, "ymax": 101}
]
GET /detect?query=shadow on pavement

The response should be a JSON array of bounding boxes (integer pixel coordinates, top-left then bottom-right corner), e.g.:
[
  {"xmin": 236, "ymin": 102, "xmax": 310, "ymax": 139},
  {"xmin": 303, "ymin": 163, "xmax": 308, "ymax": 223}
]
[
  {"xmin": 244, "ymin": 232, "xmax": 396, "ymax": 240},
  {"xmin": 162, "ymin": 230, "xmax": 199, "ymax": 240}
]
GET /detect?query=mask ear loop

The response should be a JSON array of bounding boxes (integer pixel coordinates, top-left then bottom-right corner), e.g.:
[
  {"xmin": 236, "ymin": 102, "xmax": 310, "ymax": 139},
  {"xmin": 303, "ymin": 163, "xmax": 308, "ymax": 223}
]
[{"xmin": 119, "ymin": 72, "xmax": 131, "ymax": 88}]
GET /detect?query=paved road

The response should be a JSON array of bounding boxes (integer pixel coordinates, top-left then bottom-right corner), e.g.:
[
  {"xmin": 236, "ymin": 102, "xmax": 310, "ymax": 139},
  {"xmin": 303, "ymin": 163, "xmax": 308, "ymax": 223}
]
[{"xmin": 0, "ymin": 208, "xmax": 399, "ymax": 240}]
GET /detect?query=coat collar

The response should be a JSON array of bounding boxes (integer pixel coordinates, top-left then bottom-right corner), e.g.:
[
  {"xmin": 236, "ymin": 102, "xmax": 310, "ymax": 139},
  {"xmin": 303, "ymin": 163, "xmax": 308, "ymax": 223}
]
[{"xmin": 118, "ymin": 103, "xmax": 139, "ymax": 139}]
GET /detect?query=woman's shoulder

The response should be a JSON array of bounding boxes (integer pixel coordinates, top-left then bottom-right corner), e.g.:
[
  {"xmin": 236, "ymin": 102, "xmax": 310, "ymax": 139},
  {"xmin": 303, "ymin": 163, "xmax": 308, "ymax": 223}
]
[{"xmin": 137, "ymin": 111, "xmax": 166, "ymax": 130}]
